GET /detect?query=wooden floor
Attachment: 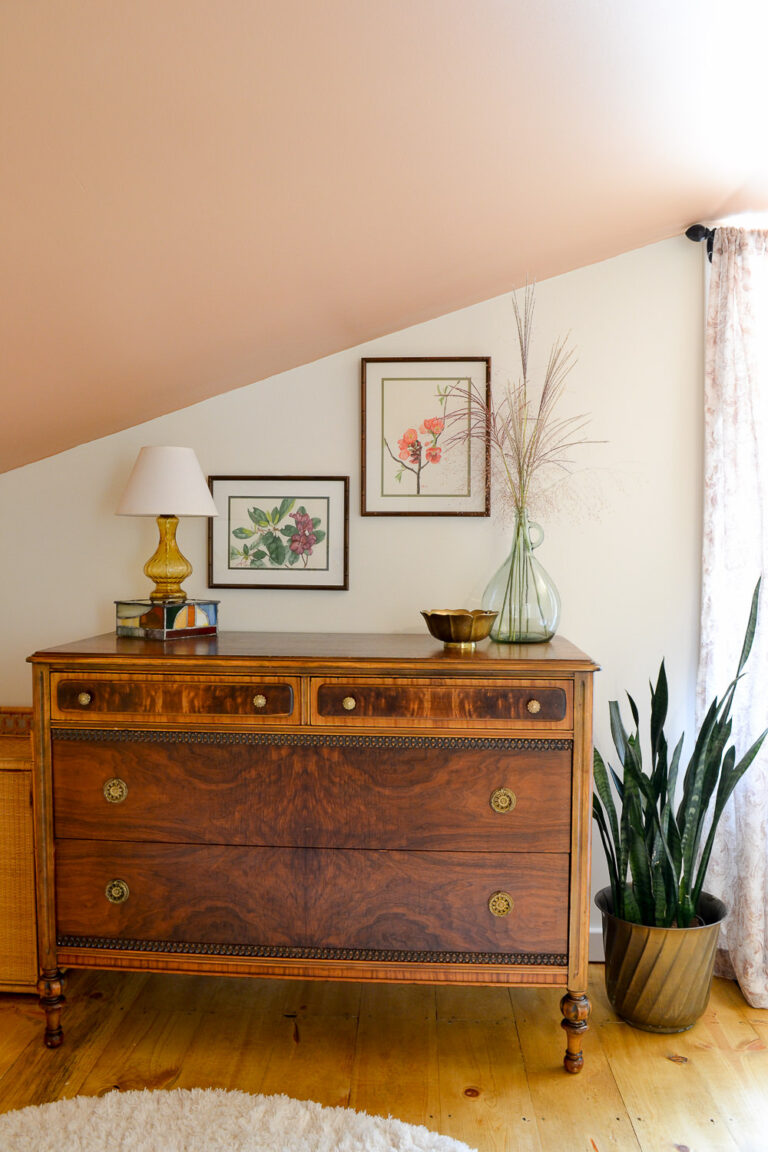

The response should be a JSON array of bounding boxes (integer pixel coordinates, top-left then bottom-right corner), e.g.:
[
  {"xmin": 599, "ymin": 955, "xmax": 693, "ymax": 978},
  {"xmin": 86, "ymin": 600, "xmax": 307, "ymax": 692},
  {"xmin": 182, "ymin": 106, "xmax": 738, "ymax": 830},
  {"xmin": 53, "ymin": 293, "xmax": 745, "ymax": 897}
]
[{"xmin": 1, "ymin": 964, "xmax": 767, "ymax": 1151}]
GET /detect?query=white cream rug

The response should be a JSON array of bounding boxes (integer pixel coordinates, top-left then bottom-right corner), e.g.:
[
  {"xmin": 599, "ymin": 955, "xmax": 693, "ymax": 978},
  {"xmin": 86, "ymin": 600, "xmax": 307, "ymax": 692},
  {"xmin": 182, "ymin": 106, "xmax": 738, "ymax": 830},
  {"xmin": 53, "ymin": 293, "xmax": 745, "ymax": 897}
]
[{"xmin": 0, "ymin": 1087, "xmax": 477, "ymax": 1152}]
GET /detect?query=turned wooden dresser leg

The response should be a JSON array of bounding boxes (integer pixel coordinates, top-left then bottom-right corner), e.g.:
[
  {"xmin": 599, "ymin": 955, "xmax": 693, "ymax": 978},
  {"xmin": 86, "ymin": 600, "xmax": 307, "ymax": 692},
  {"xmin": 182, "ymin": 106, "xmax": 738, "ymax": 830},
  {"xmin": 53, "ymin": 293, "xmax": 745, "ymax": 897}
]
[
  {"xmin": 560, "ymin": 990, "xmax": 590, "ymax": 1073},
  {"xmin": 37, "ymin": 971, "xmax": 66, "ymax": 1048}
]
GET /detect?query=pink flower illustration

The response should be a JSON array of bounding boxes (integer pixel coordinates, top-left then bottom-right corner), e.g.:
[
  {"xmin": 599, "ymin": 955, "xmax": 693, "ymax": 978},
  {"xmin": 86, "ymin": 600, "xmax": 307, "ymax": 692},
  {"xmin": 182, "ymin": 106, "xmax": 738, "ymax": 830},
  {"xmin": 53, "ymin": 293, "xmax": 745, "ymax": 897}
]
[
  {"xmin": 397, "ymin": 428, "xmax": 421, "ymax": 463},
  {"xmin": 385, "ymin": 411, "xmax": 445, "ymax": 494},
  {"xmin": 289, "ymin": 510, "xmax": 317, "ymax": 560}
]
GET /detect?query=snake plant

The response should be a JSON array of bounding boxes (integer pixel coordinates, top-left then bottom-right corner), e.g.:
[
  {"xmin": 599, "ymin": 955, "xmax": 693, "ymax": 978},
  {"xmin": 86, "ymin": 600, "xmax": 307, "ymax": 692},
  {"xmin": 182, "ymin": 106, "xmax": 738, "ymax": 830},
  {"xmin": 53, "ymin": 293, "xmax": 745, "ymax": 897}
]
[{"xmin": 593, "ymin": 579, "xmax": 766, "ymax": 928}]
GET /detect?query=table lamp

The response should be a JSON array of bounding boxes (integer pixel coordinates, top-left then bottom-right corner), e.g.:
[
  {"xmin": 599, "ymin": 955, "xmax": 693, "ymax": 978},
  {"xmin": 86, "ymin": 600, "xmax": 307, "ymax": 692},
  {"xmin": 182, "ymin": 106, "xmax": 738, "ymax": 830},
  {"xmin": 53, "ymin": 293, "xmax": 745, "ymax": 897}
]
[{"xmin": 116, "ymin": 445, "xmax": 218, "ymax": 602}]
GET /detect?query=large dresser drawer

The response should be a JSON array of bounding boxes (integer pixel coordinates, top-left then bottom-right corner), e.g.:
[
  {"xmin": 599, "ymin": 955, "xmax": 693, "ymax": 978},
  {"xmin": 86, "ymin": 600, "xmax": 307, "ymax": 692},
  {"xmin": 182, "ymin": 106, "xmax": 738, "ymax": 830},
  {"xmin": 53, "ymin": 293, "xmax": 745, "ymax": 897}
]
[
  {"xmin": 55, "ymin": 840, "xmax": 569, "ymax": 955},
  {"xmin": 51, "ymin": 673, "xmax": 300, "ymax": 726},
  {"xmin": 51, "ymin": 733, "xmax": 573, "ymax": 852},
  {"xmin": 311, "ymin": 677, "xmax": 572, "ymax": 730}
]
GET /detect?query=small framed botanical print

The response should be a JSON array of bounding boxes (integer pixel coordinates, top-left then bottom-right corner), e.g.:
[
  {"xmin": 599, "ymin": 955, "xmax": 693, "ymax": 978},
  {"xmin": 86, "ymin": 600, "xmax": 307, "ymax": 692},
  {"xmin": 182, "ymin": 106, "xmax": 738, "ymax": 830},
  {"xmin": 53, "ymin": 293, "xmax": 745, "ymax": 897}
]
[
  {"xmin": 208, "ymin": 475, "xmax": 349, "ymax": 589},
  {"xmin": 361, "ymin": 357, "xmax": 490, "ymax": 515}
]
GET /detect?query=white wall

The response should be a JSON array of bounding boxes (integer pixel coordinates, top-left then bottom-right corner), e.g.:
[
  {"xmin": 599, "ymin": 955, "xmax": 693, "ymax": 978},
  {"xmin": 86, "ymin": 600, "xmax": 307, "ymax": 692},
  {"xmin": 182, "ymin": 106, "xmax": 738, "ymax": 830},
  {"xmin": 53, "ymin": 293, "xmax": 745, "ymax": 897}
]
[{"xmin": 0, "ymin": 236, "xmax": 705, "ymax": 951}]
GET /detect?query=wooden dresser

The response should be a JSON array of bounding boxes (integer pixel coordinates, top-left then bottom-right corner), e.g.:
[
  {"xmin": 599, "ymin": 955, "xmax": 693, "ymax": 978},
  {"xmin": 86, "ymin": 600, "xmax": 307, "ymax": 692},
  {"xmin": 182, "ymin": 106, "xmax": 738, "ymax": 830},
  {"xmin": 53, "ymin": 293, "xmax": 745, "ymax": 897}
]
[{"xmin": 29, "ymin": 631, "xmax": 597, "ymax": 1071}]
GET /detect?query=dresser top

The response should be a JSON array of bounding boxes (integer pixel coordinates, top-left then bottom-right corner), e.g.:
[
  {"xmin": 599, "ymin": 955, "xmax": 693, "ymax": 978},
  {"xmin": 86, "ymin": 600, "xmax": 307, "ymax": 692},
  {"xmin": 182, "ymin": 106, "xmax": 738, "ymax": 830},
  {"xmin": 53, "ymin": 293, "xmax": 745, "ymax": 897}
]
[{"xmin": 30, "ymin": 631, "xmax": 597, "ymax": 673}]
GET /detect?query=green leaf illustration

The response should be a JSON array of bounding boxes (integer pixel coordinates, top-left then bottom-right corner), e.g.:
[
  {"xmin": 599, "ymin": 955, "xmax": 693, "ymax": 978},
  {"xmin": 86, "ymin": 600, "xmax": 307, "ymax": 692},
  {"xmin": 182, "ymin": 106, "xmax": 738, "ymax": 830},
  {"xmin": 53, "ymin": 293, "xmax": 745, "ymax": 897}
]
[
  {"xmin": 232, "ymin": 527, "xmax": 256, "ymax": 539},
  {"xmin": 262, "ymin": 532, "xmax": 287, "ymax": 566}
]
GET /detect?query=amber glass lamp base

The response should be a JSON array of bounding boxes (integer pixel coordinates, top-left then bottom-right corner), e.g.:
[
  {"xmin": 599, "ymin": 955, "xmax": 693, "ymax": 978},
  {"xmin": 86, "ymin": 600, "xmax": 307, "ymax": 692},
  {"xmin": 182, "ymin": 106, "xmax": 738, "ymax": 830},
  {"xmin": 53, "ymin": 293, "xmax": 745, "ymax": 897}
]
[{"xmin": 143, "ymin": 515, "xmax": 193, "ymax": 602}]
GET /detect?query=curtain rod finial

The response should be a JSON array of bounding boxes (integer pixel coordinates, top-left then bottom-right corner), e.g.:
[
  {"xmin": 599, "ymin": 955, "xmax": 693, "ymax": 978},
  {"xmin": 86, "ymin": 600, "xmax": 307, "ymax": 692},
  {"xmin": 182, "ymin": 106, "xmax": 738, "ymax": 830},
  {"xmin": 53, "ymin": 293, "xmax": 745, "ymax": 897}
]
[
  {"xmin": 686, "ymin": 224, "xmax": 710, "ymax": 242},
  {"xmin": 685, "ymin": 224, "xmax": 714, "ymax": 261}
]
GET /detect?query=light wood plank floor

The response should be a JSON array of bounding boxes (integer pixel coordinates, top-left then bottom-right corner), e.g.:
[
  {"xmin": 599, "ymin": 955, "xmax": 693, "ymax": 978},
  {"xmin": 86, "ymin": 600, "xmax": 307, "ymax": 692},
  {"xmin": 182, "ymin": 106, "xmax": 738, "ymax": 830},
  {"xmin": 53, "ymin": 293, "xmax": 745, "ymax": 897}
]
[{"xmin": 1, "ymin": 964, "xmax": 767, "ymax": 1151}]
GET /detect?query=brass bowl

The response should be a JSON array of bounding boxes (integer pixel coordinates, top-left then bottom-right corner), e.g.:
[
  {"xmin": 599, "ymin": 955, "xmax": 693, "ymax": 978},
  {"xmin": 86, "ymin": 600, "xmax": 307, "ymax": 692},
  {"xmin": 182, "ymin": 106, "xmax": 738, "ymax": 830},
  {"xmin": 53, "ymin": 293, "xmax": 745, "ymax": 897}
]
[{"xmin": 421, "ymin": 609, "xmax": 498, "ymax": 650}]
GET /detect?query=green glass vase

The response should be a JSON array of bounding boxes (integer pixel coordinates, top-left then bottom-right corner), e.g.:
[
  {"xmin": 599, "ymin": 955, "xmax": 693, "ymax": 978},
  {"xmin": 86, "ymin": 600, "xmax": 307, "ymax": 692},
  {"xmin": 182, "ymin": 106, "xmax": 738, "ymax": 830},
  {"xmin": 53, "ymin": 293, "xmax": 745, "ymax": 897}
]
[{"xmin": 481, "ymin": 510, "xmax": 560, "ymax": 642}]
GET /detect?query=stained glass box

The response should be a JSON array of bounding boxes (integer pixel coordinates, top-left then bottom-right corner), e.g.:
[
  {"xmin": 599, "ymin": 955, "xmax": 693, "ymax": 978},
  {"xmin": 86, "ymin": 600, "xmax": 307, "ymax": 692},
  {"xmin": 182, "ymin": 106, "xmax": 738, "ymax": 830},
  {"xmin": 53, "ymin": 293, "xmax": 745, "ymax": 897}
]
[{"xmin": 115, "ymin": 599, "xmax": 219, "ymax": 640}]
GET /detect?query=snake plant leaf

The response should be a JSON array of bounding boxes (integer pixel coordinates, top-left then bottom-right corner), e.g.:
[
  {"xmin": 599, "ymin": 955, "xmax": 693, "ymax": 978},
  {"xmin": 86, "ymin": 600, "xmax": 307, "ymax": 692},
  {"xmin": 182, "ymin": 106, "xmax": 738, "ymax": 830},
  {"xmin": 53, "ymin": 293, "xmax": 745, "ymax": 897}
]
[
  {"xmin": 622, "ymin": 884, "xmax": 643, "ymax": 924},
  {"xmin": 692, "ymin": 729, "xmax": 768, "ymax": 912},
  {"xmin": 677, "ymin": 701, "xmax": 718, "ymax": 873},
  {"xmin": 650, "ymin": 660, "xmax": 669, "ymax": 762},
  {"xmin": 680, "ymin": 712, "xmax": 731, "ymax": 882},
  {"xmin": 736, "ymin": 577, "xmax": 761, "ymax": 676},
  {"xmin": 678, "ymin": 696, "xmax": 717, "ymax": 815},
  {"xmin": 667, "ymin": 731, "xmax": 684, "ymax": 805},
  {"xmin": 593, "ymin": 749, "xmax": 621, "ymax": 861},
  {"xmin": 628, "ymin": 692, "xmax": 640, "ymax": 731},
  {"xmin": 608, "ymin": 761, "xmax": 624, "ymax": 802},
  {"xmin": 593, "ymin": 797, "xmax": 621, "ymax": 913},
  {"xmin": 609, "ymin": 700, "xmax": 629, "ymax": 764},
  {"xmin": 651, "ymin": 860, "xmax": 669, "ymax": 925},
  {"xmin": 628, "ymin": 821, "xmax": 654, "ymax": 921},
  {"xmin": 650, "ymin": 724, "xmax": 669, "ymax": 806},
  {"xmin": 660, "ymin": 795, "xmax": 682, "ymax": 885}
]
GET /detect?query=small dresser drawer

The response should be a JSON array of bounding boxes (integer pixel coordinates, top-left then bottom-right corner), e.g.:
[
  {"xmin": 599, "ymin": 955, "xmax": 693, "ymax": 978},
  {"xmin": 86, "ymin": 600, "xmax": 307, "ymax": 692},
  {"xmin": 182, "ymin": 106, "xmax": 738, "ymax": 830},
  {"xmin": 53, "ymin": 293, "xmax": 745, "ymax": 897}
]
[
  {"xmin": 311, "ymin": 677, "xmax": 571, "ymax": 730},
  {"xmin": 54, "ymin": 841, "xmax": 569, "ymax": 956},
  {"xmin": 51, "ymin": 673, "xmax": 300, "ymax": 727}
]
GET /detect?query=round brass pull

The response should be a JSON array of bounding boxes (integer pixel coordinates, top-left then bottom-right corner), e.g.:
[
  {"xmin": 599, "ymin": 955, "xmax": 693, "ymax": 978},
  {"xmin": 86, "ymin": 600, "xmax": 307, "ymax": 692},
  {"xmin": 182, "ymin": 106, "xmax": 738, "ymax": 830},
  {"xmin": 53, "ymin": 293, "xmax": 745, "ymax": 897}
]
[
  {"xmin": 342, "ymin": 696, "xmax": 357, "ymax": 711},
  {"xmin": 526, "ymin": 698, "xmax": 542, "ymax": 715},
  {"xmin": 253, "ymin": 693, "xmax": 267, "ymax": 710},
  {"xmin": 488, "ymin": 891, "xmax": 514, "ymax": 918},
  {"xmin": 490, "ymin": 787, "xmax": 517, "ymax": 814},
  {"xmin": 103, "ymin": 778, "xmax": 128, "ymax": 804},
  {"xmin": 77, "ymin": 691, "xmax": 93, "ymax": 707},
  {"xmin": 105, "ymin": 879, "xmax": 130, "ymax": 905}
]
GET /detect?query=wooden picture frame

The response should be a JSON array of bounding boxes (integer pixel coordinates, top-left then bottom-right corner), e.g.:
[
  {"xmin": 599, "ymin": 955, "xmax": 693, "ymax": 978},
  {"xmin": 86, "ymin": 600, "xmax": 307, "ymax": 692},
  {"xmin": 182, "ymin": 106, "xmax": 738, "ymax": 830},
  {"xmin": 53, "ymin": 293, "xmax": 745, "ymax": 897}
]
[
  {"xmin": 361, "ymin": 357, "xmax": 491, "ymax": 516},
  {"xmin": 208, "ymin": 475, "xmax": 349, "ymax": 590}
]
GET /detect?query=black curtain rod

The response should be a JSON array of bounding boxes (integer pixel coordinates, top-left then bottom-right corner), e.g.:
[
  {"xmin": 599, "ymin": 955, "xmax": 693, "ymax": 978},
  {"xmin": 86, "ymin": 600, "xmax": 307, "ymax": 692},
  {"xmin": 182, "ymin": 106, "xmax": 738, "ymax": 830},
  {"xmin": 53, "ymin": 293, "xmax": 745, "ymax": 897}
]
[{"xmin": 685, "ymin": 224, "xmax": 715, "ymax": 261}]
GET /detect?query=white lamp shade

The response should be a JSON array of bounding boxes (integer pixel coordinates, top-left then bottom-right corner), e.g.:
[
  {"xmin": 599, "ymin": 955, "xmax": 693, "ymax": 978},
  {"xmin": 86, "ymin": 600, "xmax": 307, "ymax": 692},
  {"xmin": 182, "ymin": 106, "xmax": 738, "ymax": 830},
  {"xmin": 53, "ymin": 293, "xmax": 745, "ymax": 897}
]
[{"xmin": 116, "ymin": 446, "xmax": 218, "ymax": 517}]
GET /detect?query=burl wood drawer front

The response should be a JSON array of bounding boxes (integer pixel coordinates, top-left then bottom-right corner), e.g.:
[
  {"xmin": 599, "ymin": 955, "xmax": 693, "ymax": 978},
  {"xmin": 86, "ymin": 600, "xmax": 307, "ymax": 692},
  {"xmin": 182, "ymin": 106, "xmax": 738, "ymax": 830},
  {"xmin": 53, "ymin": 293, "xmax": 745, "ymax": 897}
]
[
  {"xmin": 311, "ymin": 677, "xmax": 572, "ymax": 730},
  {"xmin": 51, "ymin": 673, "xmax": 300, "ymax": 726},
  {"xmin": 51, "ymin": 734, "xmax": 572, "ymax": 852},
  {"xmin": 54, "ymin": 841, "xmax": 569, "ymax": 954}
]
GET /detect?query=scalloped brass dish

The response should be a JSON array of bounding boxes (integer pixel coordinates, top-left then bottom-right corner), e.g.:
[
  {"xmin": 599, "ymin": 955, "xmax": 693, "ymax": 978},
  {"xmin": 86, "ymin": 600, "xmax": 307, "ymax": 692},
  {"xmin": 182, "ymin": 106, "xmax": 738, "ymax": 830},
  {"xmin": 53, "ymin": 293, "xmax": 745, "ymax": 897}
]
[{"xmin": 420, "ymin": 608, "xmax": 498, "ymax": 651}]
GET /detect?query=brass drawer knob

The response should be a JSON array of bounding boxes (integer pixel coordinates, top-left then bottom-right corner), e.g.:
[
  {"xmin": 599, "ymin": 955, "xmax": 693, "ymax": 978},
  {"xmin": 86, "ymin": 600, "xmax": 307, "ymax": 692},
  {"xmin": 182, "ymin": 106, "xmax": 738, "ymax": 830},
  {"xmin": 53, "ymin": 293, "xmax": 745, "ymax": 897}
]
[
  {"xmin": 253, "ymin": 693, "xmax": 267, "ymax": 709},
  {"xmin": 342, "ymin": 696, "xmax": 357, "ymax": 711},
  {"xmin": 490, "ymin": 787, "xmax": 517, "ymax": 814},
  {"xmin": 77, "ymin": 691, "xmax": 93, "ymax": 707},
  {"xmin": 105, "ymin": 879, "xmax": 130, "ymax": 905},
  {"xmin": 103, "ymin": 778, "xmax": 128, "ymax": 804},
  {"xmin": 488, "ymin": 891, "xmax": 514, "ymax": 918},
  {"xmin": 526, "ymin": 698, "xmax": 542, "ymax": 715}
]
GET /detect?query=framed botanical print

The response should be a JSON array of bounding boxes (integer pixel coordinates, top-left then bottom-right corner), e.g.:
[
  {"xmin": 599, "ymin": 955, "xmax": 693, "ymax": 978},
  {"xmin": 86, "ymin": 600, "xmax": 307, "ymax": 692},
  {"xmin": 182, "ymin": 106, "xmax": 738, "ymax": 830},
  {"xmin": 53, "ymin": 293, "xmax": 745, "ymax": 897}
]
[
  {"xmin": 208, "ymin": 475, "xmax": 349, "ymax": 589},
  {"xmin": 361, "ymin": 357, "xmax": 490, "ymax": 515}
]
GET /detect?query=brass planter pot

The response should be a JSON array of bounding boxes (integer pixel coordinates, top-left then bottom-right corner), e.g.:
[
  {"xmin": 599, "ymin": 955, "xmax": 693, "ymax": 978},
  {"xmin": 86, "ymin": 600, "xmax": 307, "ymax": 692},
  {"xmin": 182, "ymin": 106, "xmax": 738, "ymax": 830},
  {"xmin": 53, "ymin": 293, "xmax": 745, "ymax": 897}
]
[{"xmin": 595, "ymin": 886, "xmax": 727, "ymax": 1033}]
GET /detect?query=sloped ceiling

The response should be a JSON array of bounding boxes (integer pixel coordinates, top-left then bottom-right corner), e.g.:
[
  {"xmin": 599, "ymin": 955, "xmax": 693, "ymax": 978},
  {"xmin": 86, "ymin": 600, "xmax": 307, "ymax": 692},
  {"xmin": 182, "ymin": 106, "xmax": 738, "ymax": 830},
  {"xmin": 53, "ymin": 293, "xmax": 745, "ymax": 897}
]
[{"xmin": 2, "ymin": 0, "xmax": 767, "ymax": 473}]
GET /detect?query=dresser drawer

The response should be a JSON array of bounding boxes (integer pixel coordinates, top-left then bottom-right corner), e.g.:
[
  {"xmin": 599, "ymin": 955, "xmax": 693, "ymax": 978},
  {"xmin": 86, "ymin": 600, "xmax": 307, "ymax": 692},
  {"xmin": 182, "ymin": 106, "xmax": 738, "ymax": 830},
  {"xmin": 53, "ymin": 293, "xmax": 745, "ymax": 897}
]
[
  {"xmin": 55, "ymin": 841, "xmax": 569, "ymax": 955},
  {"xmin": 311, "ymin": 677, "xmax": 572, "ymax": 730},
  {"xmin": 51, "ymin": 673, "xmax": 300, "ymax": 726},
  {"xmin": 51, "ymin": 733, "xmax": 572, "ymax": 852}
]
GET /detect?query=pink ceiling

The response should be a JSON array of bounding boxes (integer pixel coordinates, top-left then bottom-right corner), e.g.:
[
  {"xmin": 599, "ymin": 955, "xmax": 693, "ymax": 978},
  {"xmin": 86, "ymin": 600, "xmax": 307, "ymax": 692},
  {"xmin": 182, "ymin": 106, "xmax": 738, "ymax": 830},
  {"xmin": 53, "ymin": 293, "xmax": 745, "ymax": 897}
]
[{"xmin": 2, "ymin": 1, "xmax": 767, "ymax": 473}]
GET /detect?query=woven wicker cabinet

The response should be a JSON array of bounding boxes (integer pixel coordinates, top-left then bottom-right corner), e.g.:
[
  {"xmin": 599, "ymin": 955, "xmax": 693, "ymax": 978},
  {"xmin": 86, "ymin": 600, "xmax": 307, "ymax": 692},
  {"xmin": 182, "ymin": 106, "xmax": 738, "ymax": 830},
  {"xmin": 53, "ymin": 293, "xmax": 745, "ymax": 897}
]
[{"xmin": 0, "ymin": 732, "xmax": 38, "ymax": 990}]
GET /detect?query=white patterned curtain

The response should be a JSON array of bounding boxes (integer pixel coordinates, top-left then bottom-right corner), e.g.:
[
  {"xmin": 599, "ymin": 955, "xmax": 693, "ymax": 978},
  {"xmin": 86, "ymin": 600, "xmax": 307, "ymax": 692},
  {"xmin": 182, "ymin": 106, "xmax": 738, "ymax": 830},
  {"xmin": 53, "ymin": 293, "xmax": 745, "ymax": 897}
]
[{"xmin": 698, "ymin": 227, "xmax": 768, "ymax": 1007}]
